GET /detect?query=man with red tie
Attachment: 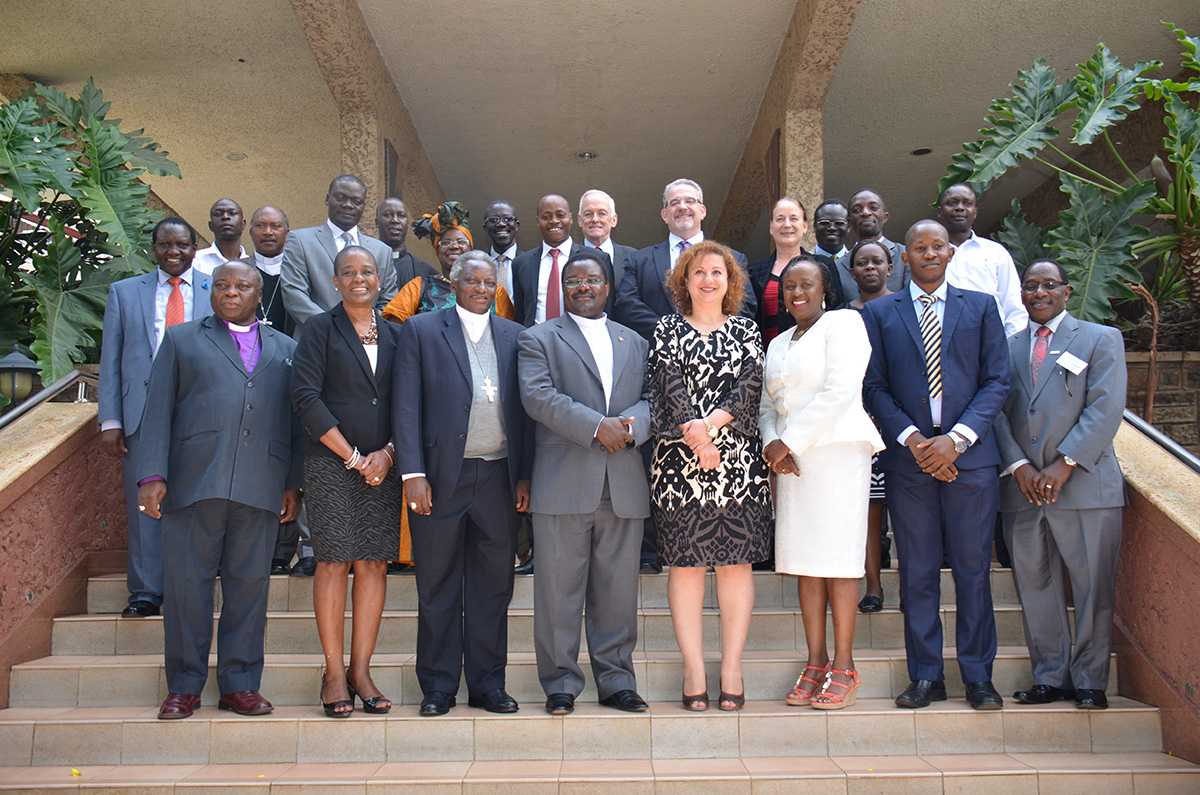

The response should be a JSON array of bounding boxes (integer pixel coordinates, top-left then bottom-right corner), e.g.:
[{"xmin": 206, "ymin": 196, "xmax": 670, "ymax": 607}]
[
  {"xmin": 99, "ymin": 217, "xmax": 213, "ymax": 617},
  {"xmin": 511, "ymin": 194, "xmax": 578, "ymax": 327}
]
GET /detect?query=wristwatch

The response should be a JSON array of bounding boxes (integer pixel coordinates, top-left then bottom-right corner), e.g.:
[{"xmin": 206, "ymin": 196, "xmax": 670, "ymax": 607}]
[
  {"xmin": 703, "ymin": 418, "xmax": 719, "ymax": 439},
  {"xmin": 1063, "ymin": 455, "xmax": 1077, "ymax": 467},
  {"xmin": 949, "ymin": 431, "xmax": 970, "ymax": 455}
]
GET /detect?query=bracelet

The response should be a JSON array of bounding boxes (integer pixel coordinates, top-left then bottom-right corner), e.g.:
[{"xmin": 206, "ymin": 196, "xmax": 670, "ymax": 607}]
[
  {"xmin": 343, "ymin": 447, "xmax": 361, "ymax": 470},
  {"xmin": 381, "ymin": 445, "xmax": 395, "ymax": 465}
]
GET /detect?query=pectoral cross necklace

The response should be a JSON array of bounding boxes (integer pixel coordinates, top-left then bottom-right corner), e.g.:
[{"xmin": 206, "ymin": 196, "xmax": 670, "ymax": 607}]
[{"xmin": 482, "ymin": 376, "xmax": 497, "ymax": 403}]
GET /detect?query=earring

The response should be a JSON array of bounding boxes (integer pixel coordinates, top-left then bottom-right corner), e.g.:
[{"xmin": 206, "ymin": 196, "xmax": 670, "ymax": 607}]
[{"xmin": 821, "ymin": 299, "xmax": 826, "ymax": 310}]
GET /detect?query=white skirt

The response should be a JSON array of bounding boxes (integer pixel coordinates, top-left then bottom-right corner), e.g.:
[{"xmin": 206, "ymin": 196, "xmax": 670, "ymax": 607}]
[{"xmin": 774, "ymin": 441, "xmax": 873, "ymax": 578}]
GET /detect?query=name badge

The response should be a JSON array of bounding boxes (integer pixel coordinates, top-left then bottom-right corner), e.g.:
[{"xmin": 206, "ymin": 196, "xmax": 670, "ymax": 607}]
[{"xmin": 1056, "ymin": 351, "xmax": 1087, "ymax": 375}]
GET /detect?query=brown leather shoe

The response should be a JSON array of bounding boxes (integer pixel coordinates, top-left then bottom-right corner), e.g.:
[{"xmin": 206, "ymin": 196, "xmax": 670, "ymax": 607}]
[
  {"xmin": 218, "ymin": 690, "xmax": 274, "ymax": 716},
  {"xmin": 158, "ymin": 692, "xmax": 201, "ymax": 720}
]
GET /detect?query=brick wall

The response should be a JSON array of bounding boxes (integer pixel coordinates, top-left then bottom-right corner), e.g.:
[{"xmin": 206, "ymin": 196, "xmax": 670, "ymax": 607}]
[{"xmin": 1126, "ymin": 352, "xmax": 1200, "ymax": 454}]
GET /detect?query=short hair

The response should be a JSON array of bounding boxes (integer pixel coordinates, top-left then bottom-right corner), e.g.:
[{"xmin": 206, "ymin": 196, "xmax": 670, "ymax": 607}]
[
  {"xmin": 772, "ymin": 195, "xmax": 808, "ymax": 223},
  {"xmin": 209, "ymin": 197, "xmax": 242, "ymax": 213},
  {"xmin": 938, "ymin": 182, "xmax": 977, "ymax": 203},
  {"xmin": 850, "ymin": 188, "xmax": 885, "ymax": 206},
  {"xmin": 778, "ymin": 256, "xmax": 837, "ymax": 310},
  {"xmin": 662, "ymin": 178, "xmax": 704, "ymax": 207},
  {"xmin": 813, "ymin": 199, "xmax": 848, "ymax": 218},
  {"xmin": 328, "ymin": 174, "xmax": 366, "ymax": 193},
  {"xmin": 333, "ymin": 244, "xmax": 377, "ymax": 272},
  {"xmin": 562, "ymin": 249, "xmax": 612, "ymax": 285},
  {"xmin": 848, "ymin": 238, "xmax": 893, "ymax": 267},
  {"xmin": 1026, "ymin": 258, "xmax": 1069, "ymax": 283},
  {"xmin": 250, "ymin": 205, "xmax": 290, "ymax": 227},
  {"xmin": 578, "ymin": 189, "xmax": 617, "ymax": 216},
  {"xmin": 152, "ymin": 216, "xmax": 197, "ymax": 244},
  {"xmin": 485, "ymin": 199, "xmax": 516, "ymax": 217},
  {"xmin": 449, "ymin": 250, "xmax": 497, "ymax": 282},
  {"xmin": 666, "ymin": 240, "xmax": 746, "ymax": 316},
  {"xmin": 212, "ymin": 259, "xmax": 262, "ymax": 286},
  {"xmin": 904, "ymin": 219, "xmax": 949, "ymax": 245}
]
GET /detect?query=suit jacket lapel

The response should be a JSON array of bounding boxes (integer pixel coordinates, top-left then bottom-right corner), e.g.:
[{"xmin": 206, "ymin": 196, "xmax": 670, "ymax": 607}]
[
  {"xmin": 316, "ymin": 223, "xmax": 339, "ymax": 264},
  {"xmin": 556, "ymin": 316, "xmax": 604, "ymax": 391},
  {"xmin": 653, "ymin": 243, "xmax": 671, "ymax": 302},
  {"xmin": 441, "ymin": 308, "xmax": 472, "ymax": 388},
  {"xmin": 374, "ymin": 311, "xmax": 396, "ymax": 387},
  {"xmin": 1010, "ymin": 329, "xmax": 1033, "ymax": 397},
  {"xmin": 139, "ymin": 272, "xmax": 159, "ymax": 355},
  {"xmin": 256, "ymin": 324, "xmax": 278, "ymax": 374},
  {"xmin": 942, "ymin": 287, "xmax": 965, "ymax": 345},
  {"xmin": 893, "ymin": 292, "xmax": 924, "ymax": 354},
  {"xmin": 202, "ymin": 317, "xmax": 249, "ymax": 377},
  {"xmin": 332, "ymin": 305, "xmax": 377, "ymax": 392},
  {"xmin": 491, "ymin": 315, "xmax": 515, "ymax": 397},
  {"xmin": 607, "ymin": 321, "xmax": 631, "ymax": 409}
]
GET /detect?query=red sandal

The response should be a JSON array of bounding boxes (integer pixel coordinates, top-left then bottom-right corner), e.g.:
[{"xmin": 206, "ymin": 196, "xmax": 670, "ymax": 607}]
[
  {"xmin": 811, "ymin": 668, "xmax": 860, "ymax": 710},
  {"xmin": 785, "ymin": 662, "xmax": 831, "ymax": 707}
]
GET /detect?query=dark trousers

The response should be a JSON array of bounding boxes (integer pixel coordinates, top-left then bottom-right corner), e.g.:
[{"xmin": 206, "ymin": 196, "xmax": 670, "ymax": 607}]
[
  {"xmin": 410, "ymin": 458, "xmax": 518, "ymax": 697},
  {"xmin": 886, "ymin": 465, "xmax": 999, "ymax": 684},
  {"xmin": 122, "ymin": 430, "xmax": 163, "ymax": 605},
  {"xmin": 162, "ymin": 498, "xmax": 276, "ymax": 695},
  {"xmin": 273, "ymin": 503, "xmax": 311, "ymax": 563}
]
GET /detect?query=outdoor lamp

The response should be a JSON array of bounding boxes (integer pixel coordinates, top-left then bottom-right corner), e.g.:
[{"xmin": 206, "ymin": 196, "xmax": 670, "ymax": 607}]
[{"xmin": 0, "ymin": 347, "xmax": 40, "ymax": 404}]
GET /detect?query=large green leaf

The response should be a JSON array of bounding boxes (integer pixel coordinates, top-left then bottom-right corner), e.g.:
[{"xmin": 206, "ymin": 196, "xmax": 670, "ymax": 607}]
[
  {"xmin": 995, "ymin": 200, "xmax": 1047, "ymax": 272},
  {"xmin": 1163, "ymin": 93, "xmax": 1200, "ymax": 226},
  {"xmin": 120, "ymin": 127, "xmax": 181, "ymax": 178},
  {"xmin": 75, "ymin": 122, "xmax": 158, "ymax": 262},
  {"xmin": 1070, "ymin": 44, "xmax": 1160, "ymax": 145},
  {"xmin": 939, "ymin": 60, "xmax": 1076, "ymax": 197},
  {"xmin": 1047, "ymin": 176, "xmax": 1155, "ymax": 322},
  {"xmin": 0, "ymin": 97, "xmax": 75, "ymax": 209},
  {"xmin": 1166, "ymin": 21, "xmax": 1200, "ymax": 75},
  {"xmin": 19, "ymin": 223, "xmax": 114, "ymax": 381}
]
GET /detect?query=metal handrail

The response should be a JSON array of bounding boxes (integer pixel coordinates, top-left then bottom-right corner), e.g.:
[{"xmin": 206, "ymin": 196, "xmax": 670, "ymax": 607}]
[
  {"xmin": 0, "ymin": 369, "xmax": 96, "ymax": 433},
  {"xmin": 1123, "ymin": 409, "xmax": 1200, "ymax": 475}
]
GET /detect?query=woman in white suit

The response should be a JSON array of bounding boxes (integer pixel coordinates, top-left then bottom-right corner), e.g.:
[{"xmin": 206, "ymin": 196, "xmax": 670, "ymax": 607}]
[{"xmin": 759, "ymin": 258, "xmax": 883, "ymax": 710}]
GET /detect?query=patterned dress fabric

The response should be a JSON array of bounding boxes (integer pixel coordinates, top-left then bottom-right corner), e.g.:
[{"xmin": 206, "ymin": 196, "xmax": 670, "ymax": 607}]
[
  {"xmin": 304, "ymin": 455, "xmax": 402, "ymax": 562},
  {"xmin": 647, "ymin": 313, "xmax": 773, "ymax": 567}
]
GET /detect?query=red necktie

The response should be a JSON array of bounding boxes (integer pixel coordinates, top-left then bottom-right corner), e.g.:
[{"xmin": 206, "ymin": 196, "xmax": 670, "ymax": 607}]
[
  {"xmin": 1031, "ymin": 325, "xmax": 1051, "ymax": 384},
  {"xmin": 165, "ymin": 276, "xmax": 184, "ymax": 327},
  {"xmin": 545, "ymin": 248, "xmax": 561, "ymax": 320}
]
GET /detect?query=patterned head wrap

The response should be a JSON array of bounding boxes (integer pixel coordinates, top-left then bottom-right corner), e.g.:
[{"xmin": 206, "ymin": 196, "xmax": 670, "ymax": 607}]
[{"xmin": 413, "ymin": 200, "xmax": 473, "ymax": 247}]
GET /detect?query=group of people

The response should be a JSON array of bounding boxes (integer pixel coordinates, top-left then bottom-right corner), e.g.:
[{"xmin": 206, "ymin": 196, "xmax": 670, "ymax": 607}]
[{"xmin": 96, "ymin": 172, "xmax": 1128, "ymax": 723}]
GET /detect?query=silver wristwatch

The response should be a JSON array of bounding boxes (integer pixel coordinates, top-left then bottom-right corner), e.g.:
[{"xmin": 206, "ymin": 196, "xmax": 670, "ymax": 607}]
[{"xmin": 949, "ymin": 431, "xmax": 970, "ymax": 455}]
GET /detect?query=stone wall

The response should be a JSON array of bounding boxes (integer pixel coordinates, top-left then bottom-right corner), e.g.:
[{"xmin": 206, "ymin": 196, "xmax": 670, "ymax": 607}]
[{"xmin": 1126, "ymin": 352, "xmax": 1200, "ymax": 454}]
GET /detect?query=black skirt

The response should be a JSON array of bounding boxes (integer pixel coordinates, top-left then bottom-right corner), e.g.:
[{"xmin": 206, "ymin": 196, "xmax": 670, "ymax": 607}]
[{"xmin": 304, "ymin": 455, "xmax": 401, "ymax": 562}]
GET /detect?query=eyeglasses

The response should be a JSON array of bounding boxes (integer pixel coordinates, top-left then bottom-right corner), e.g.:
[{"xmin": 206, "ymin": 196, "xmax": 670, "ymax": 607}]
[
  {"xmin": 563, "ymin": 277, "xmax": 607, "ymax": 288},
  {"xmin": 438, "ymin": 238, "xmax": 469, "ymax": 249},
  {"xmin": 666, "ymin": 197, "xmax": 702, "ymax": 208},
  {"xmin": 1021, "ymin": 280, "xmax": 1067, "ymax": 293},
  {"xmin": 485, "ymin": 215, "xmax": 517, "ymax": 225}
]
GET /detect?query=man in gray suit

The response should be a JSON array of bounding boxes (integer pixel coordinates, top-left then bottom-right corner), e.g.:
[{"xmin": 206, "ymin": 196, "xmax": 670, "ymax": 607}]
[
  {"xmin": 137, "ymin": 260, "xmax": 303, "ymax": 720},
  {"xmin": 281, "ymin": 174, "xmax": 397, "ymax": 326},
  {"xmin": 99, "ymin": 217, "xmax": 212, "ymax": 618},
  {"xmin": 835, "ymin": 188, "xmax": 910, "ymax": 302},
  {"xmin": 993, "ymin": 260, "xmax": 1127, "ymax": 711},
  {"xmin": 518, "ymin": 250, "xmax": 651, "ymax": 716}
]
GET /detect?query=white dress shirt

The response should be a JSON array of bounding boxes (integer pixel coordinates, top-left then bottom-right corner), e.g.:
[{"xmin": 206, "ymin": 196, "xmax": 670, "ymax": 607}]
[
  {"xmin": 667, "ymin": 232, "xmax": 704, "ymax": 269},
  {"xmin": 813, "ymin": 243, "xmax": 848, "ymax": 261},
  {"xmin": 489, "ymin": 243, "xmax": 518, "ymax": 296},
  {"xmin": 569, "ymin": 312, "xmax": 614, "ymax": 410},
  {"xmin": 535, "ymin": 239, "xmax": 574, "ymax": 324},
  {"xmin": 327, "ymin": 219, "xmax": 360, "ymax": 252},
  {"xmin": 585, "ymin": 237, "xmax": 615, "ymax": 260},
  {"xmin": 1001, "ymin": 309, "xmax": 1069, "ymax": 476},
  {"xmin": 896, "ymin": 280, "xmax": 979, "ymax": 447},
  {"xmin": 254, "ymin": 251, "xmax": 284, "ymax": 276},
  {"xmin": 946, "ymin": 231, "xmax": 1027, "ymax": 337},
  {"xmin": 192, "ymin": 243, "xmax": 247, "ymax": 276}
]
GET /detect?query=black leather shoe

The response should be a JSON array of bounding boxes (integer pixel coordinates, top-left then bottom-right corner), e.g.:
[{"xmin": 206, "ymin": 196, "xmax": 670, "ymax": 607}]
[
  {"xmin": 121, "ymin": 600, "xmax": 159, "ymax": 618},
  {"xmin": 857, "ymin": 594, "xmax": 883, "ymax": 614},
  {"xmin": 419, "ymin": 692, "xmax": 456, "ymax": 716},
  {"xmin": 640, "ymin": 560, "xmax": 663, "ymax": 574},
  {"xmin": 599, "ymin": 689, "xmax": 649, "ymax": 712},
  {"xmin": 513, "ymin": 557, "xmax": 535, "ymax": 576},
  {"xmin": 271, "ymin": 559, "xmax": 291, "ymax": 576},
  {"xmin": 1013, "ymin": 684, "xmax": 1075, "ymax": 704},
  {"xmin": 1074, "ymin": 689, "xmax": 1108, "ymax": 710},
  {"xmin": 895, "ymin": 679, "xmax": 947, "ymax": 709},
  {"xmin": 965, "ymin": 681, "xmax": 1004, "ymax": 710},
  {"xmin": 291, "ymin": 557, "xmax": 316, "ymax": 577},
  {"xmin": 387, "ymin": 561, "xmax": 415, "ymax": 575},
  {"xmin": 469, "ymin": 689, "xmax": 519, "ymax": 713},
  {"xmin": 545, "ymin": 692, "xmax": 575, "ymax": 715}
]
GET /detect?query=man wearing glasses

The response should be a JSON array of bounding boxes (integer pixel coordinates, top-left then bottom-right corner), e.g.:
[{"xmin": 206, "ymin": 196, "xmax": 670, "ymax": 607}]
[{"xmin": 993, "ymin": 260, "xmax": 1126, "ymax": 711}]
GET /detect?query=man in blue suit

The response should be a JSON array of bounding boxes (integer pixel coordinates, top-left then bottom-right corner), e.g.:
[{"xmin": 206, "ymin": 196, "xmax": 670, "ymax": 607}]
[
  {"xmin": 98, "ymin": 217, "xmax": 212, "ymax": 617},
  {"xmin": 862, "ymin": 219, "xmax": 1010, "ymax": 710}
]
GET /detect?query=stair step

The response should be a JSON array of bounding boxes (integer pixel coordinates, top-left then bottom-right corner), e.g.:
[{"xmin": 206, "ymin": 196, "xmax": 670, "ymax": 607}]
[
  {"xmin": 0, "ymin": 752, "xmax": 1194, "ymax": 793},
  {"xmin": 49, "ymin": 604, "xmax": 1063, "ymax": 656},
  {"xmin": 84, "ymin": 568, "xmax": 1022, "ymax": 614},
  {"xmin": 8, "ymin": 648, "xmax": 1116, "ymax": 708},
  {"xmin": 0, "ymin": 699, "xmax": 1162, "ymax": 766}
]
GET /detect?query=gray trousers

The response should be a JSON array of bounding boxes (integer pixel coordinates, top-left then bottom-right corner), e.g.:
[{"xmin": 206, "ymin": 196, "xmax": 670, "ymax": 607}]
[
  {"xmin": 532, "ymin": 487, "xmax": 643, "ymax": 699},
  {"xmin": 162, "ymin": 498, "xmax": 276, "ymax": 695},
  {"xmin": 1003, "ymin": 505, "xmax": 1122, "ymax": 690},
  {"xmin": 122, "ymin": 430, "xmax": 162, "ymax": 606}
]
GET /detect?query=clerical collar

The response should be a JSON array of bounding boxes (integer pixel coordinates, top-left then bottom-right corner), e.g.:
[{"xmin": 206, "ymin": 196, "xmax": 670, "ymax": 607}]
[
  {"xmin": 254, "ymin": 251, "xmax": 283, "ymax": 276},
  {"xmin": 568, "ymin": 312, "xmax": 607, "ymax": 329},
  {"xmin": 224, "ymin": 319, "xmax": 258, "ymax": 333},
  {"xmin": 455, "ymin": 303, "xmax": 490, "ymax": 342}
]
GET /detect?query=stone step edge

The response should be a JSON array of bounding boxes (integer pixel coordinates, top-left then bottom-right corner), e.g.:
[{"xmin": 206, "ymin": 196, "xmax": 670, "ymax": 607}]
[{"xmin": 85, "ymin": 568, "xmax": 1017, "ymax": 581}]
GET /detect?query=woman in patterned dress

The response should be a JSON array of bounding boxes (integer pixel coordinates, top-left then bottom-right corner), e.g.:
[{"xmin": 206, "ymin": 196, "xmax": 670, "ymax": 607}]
[{"xmin": 647, "ymin": 240, "xmax": 773, "ymax": 712}]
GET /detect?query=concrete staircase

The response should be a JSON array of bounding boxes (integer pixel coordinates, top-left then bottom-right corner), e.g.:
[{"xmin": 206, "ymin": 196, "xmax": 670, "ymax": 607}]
[{"xmin": 0, "ymin": 569, "xmax": 1196, "ymax": 793}]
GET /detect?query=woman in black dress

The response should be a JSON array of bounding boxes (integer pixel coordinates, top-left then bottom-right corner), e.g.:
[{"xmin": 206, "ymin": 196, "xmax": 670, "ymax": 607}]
[
  {"xmin": 292, "ymin": 246, "xmax": 401, "ymax": 717},
  {"xmin": 647, "ymin": 241, "xmax": 773, "ymax": 712}
]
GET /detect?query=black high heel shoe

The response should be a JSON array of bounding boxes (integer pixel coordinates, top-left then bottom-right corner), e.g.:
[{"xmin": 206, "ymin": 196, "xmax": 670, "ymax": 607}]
[
  {"xmin": 347, "ymin": 669, "xmax": 392, "ymax": 714},
  {"xmin": 321, "ymin": 670, "xmax": 353, "ymax": 718}
]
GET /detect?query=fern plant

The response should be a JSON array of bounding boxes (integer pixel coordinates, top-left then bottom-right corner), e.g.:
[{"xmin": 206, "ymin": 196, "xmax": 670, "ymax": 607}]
[{"xmin": 0, "ymin": 79, "xmax": 180, "ymax": 381}]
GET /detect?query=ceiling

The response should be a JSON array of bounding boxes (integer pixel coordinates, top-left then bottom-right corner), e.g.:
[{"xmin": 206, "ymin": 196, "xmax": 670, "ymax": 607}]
[{"xmin": 358, "ymin": 0, "xmax": 797, "ymax": 252}]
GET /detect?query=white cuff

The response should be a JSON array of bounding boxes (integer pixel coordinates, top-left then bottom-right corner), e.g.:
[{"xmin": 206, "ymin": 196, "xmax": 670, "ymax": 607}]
[
  {"xmin": 950, "ymin": 422, "xmax": 978, "ymax": 446},
  {"xmin": 1000, "ymin": 458, "xmax": 1031, "ymax": 478},
  {"xmin": 897, "ymin": 425, "xmax": 918, "ymax": 445},
  {"xmin": 100, "ymin": 420, "xmax": 123, "ymax": 432},
  {"xmin": 401, "ymin": 472, "xmax": 426, "ymax": 481}
]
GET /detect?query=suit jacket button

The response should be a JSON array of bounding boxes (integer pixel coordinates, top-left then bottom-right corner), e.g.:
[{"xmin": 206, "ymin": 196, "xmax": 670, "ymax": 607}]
[
  {"xmin": 459, "ymin": 433, "xmax": 466, "ymax": 439},
  {"xmin": 1031, "ymin": 436, "xmax": 1038, "ymax": 444},
  {"xmin": 243, "ymin": 429, "xmax": 251, "ymax": 437},
  {"xmin": 371, "ymin": 398, "xmax": 378, "ymax": 406},
  {"xmin": 247, "ymin": 381, "xmax": 254, "ymax": 388}
]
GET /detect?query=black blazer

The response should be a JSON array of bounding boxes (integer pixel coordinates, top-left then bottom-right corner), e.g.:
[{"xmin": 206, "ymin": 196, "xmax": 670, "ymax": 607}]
[
  {"xmin": 511, "ymin": 242, "xmax": 618, "ymax": 326},
  {"xmin": 291, "ymin": 303, "xmax": 399, "ymax": 459},
  {"xmin": 393, "ymin": 307, "xmax": 533, "ymax": 497},
  {"xmin": 614, "ymin": 240, "xmax": 756, "ymax": 339},
  {"xmin": 391, "ymin": 249, "xmax": 438, "ymax": 287},
  {"xmin": 748, "ymin": 251, "xmax": 846, "ymax": 338}
]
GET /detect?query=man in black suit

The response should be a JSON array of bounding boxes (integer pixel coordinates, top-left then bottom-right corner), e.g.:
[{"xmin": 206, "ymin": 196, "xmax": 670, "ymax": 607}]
[
  {"xmin": 579, "ymin": 189, "xmax": 636, "ymax": 317},
  {"xmin": 395, "ymin": 251, "xmax": 532, "ymax": 717},
  {"xmin": 378, "ymin": 196, "xmax": 437, "ymax": 288},
  {"xmin": 483, "ymin": 200, "xmax": 522, "ymax": 300},
  {"xmin": 614, "ymin": 177, "xmax": 756, "ymax": 339},
  {"xmin": 512, "ymin": 194, "xmax": 578, "ymax": 326},
  {"xmin": 137, "ymin": 260, "xmax": 303, "ymax": 720}
]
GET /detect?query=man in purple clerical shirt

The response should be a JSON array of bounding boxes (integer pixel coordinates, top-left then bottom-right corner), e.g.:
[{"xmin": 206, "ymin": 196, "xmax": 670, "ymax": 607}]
[{"xmin": 137, "ymin": 260, "xmax": 303, "ymax": 720}]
